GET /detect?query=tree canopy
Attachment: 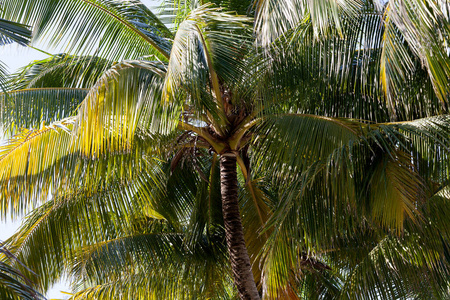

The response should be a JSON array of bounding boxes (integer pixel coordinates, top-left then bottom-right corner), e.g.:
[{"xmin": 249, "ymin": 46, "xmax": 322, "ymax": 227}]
[{"xmin": 0, "ymin": 0, "xmax": 449, "ymax": 299}]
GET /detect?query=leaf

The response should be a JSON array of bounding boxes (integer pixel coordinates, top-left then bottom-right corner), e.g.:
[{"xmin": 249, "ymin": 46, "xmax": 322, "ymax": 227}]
[
  {"xmin": 0, "ymin": 88, "xmax": 88, "ymax": 135},
  {"xmin": 1, "ymin": 0, "xmax": 172, "ymax": 60}
]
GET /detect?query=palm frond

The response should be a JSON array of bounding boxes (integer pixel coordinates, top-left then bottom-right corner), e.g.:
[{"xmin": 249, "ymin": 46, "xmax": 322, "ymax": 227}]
[
  {"xmin": 0, "ymin": 117, "xmax": 75, "ymax": 217},
  {"xmin": 1, "ymin": 0, "xmax": 172, "ymax": 60},
  {"xmin": 163, "ymin": 4, "xmax": 252, "ymax": 130},
  {"xmin": 259, "ymin": 1, "xmax": 449, "ymax": 122},
  {"xmin": 255, "ymin": 113, "xmax": 450, "ymax": 297},
  {"xmin": 73, "ymin": 60, "xmax": 174, "ymax": 157},
  {"xmin": 238, "ymin": 177, "xmax": 272, "ymax": 285},
  {"xmin": 150, "ymin": 0, "xmax": 192, "ymax": 31},
  {"xmin": 253, "ymin": 0, "xmax": 362, "ymax": 45},
  {"xmin": 0, "ymin": 88, "xmax": 88, "ymax": 135},
  {"xmin": 365, "ymin": 149, "xmax": 425, "ymax": 231},
  {"xmin": 8, "ymin": 54, "xmax": 114, "ymax": 90},
  {"xmin": 5, "ymin": 167, "xmax": 164, "ymax": 291},
  {"xmin": 253, "ymin": 114, "xmax": 367, "ymax": 183},
  {"xmin": 0, "ymin": 17, "xmax": 31, "ymax": 46},
  {"xmin": 69, "ymin": 269, "xmax": 235, "ymax": 300},
  {"xmin": 340, "ymin": 235, "xmax": 450, "ymax": 299},
  {"xmin": 256, "ymin": 114, "xmax": 450, "ymax": 237},
  {"xmin": 5, "ymin": 154, "xmax": 234, "ymax": 297},
  {"xmin": 71, "ymin": 232, "xmax": 233, "ymax": 299},
  {"xmin": 0, "ymin": 62, "xmax": 8, "ymax": 93},
  {"xmin": 384, "ymin": 0, "xmax": 450, "ymax": 103},
  {"xmin": 0, "ymin": 245, "xmax": 44, "ymax": 300}
]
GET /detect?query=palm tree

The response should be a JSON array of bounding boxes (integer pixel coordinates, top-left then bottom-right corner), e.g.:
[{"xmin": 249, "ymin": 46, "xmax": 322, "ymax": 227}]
[{"xmin": 0, "ymin": 0, "xmax": 449, "ymax": 299}]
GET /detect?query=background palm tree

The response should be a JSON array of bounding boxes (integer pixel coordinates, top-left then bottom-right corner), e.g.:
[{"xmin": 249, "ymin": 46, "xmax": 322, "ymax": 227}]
[{"xmin": 0, "ymin": 0, "xmax": 449, "ymax": 299}]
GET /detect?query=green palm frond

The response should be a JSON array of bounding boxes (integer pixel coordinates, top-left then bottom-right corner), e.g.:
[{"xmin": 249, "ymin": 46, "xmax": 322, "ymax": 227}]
[
  {"xmin": 238, "ymin": 177, "xmax": 272, "ymax": 284},
  {"xmin": 157, "ymin": 0, "xmax": 254, "ymax": 31},
  {"xmin": 253, "ymin": 0, "xmax": 362, "ymax": 45},
  {"xmin": 384, "ymin": 0, "xmax": 450, "ymax": 103},
  {"xmin": 253, "ymin": 114, "xmax": 367, "ymax": 182},
  {"xmin": 149, "ymin": 0, "xmax": 191, "ymax": 31},
  {"xmin": 366, "ymin": 150, "xmax": 425, "ymax": 231},
  {"xmin": 163, "ymin": 4, "xmax": 252, "ymax": 129},
  {"xmin": 8, "ymin": 54, "xmax": 115, "ymax": 90},
  {"xmin": 259, "ymin": 1, "xmax": 450, "ymax": 122},
  {"xmin": 0, "ymin": 80, "xmax": 179, "ymax": 217},
  {"xmin": 0, "ymin": 62, "xmax": 8, "ymax": 93},
  {"xmin": 6, "ymin": 168, "xmax": 164, "ymax": 291},
  {"xmin": 0, "ymin": 245, "xmax": 44, "ymax": 300},
  {"xmin": 1, "ymin": 0, "xmax": 171, "ymax": 60},
  {"xmin": 0, "ymin": 88, "xmax": 88, "ymax": 134},
  {"xmin": 1, "ymin": 1, "xmax": 450, "ymax": 298},
  {"xmin": 0, "ymin": 117, "xmax": 75, "ymax": 217},
  {"xmin": 379, "ymin": 7, "xmax": 415, "ymax": 116},
  {"xmin": 110, "ymin": 0, "xmax": 174, "ymax": 43},
  {"xmin": 256, "ymin": 113, "xmax": 450, "ymax": 297},
  {"xmin": 422, "ymin": 188, "xmax": 450, "ymax": 240},
  {"xmin": 71, "ymin": 232, "xmax": 232, "ymax": 299},
  {"xmin": 0, "ymin": 17, "xmax": 31, "ymax": 46},
  {"xmin": 5, "ymin": 154, "xmax": 233, "ymax": 297},
  {"xmin": 257, "ymin": 114, "xmax": 450, "ymax": 236},
  {"xmin": 256, "ymin": 8, "xmax": 385, "ymax": 118},
  {"xmin": 73, "ymin": 60, "xmax": 173, "ymax": 157},
  {"xmin": 0, "ymin": 58, "xmax": 176, "ymax": 214},
  {"xmin": 69, "ymin": 269, "xmax": 235, "ymax": 300},
  {"xmin": 340, "ymin": 235, "xmax": 450, "ymax": 299},
  {"xmin": 70, "ymin": 157, "xmax": 234, "ymax": 298},
  {"xmin": 0, "ymin": 133, "xmax": 167, "ymax": 219},
  {"xmin": 183, "ymin": 152, "xmax": 223, "ymax": 243}
]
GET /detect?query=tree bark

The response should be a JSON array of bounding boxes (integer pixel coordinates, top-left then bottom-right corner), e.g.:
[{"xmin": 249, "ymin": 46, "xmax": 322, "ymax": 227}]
[{"xmin": 220, "ymin": 153, "xmax": 260, "ymax": 300}]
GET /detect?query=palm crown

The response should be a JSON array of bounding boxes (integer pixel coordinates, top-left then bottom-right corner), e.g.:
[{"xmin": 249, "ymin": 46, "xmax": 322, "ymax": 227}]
[{"xmin": 0, "ymin": 0, "xmax": 449, "ymax": 299}]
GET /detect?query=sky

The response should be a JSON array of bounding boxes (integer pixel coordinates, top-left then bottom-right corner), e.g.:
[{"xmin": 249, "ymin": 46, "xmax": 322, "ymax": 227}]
[
  {"xmin": 1, "ymin": 43, "xmax": 49, "ymax": 73},
  {"xmin": 0, "ymin": 0, "xmax": 161, "ymax": 298}
]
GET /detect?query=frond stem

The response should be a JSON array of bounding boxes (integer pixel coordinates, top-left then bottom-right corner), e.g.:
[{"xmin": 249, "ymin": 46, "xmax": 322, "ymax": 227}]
[{"xmin": 177, "ymin": 121, "xmax": 226, "ymax": 153}]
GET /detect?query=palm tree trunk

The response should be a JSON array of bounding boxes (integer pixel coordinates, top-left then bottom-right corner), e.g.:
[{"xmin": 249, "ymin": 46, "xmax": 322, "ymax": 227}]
[{"xmin": 220, "ymin": 153, "xmax": 260, "ymax": 300}]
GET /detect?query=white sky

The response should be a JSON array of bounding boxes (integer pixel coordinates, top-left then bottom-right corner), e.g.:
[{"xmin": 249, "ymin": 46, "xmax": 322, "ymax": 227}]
[
  {"xmin": 1, "ymin": 44, "xmax": 49, "ymax": 73},
  {"xmin": 1, "ymin": 1, "xmax": 161, "ymax": 298}
]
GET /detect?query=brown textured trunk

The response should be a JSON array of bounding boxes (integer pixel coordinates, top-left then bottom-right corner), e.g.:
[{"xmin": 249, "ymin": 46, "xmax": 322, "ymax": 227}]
[{"xmin": 220, "ymin": 153, "xmax": 260, "ymax": 300}]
